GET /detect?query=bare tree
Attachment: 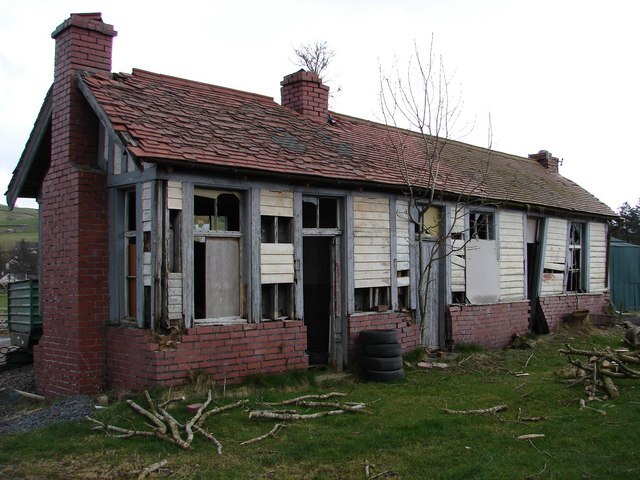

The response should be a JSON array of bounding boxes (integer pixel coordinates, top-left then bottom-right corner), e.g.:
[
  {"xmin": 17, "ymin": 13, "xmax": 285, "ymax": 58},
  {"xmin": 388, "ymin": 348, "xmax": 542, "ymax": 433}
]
[
  {"xmin": 293, "ymin": 41, "xmax": 335, "ymax": 79},
  {"xmin": 379, "ymin": 37, "xmax": 493, "ymax": 347}
]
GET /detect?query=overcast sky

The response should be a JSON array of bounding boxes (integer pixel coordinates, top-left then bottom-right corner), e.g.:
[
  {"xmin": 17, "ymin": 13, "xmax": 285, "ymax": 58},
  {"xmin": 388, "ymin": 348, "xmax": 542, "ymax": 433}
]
[{"xmin": 1, "ymin": 0, "xmax": 638, "ymax": 211}]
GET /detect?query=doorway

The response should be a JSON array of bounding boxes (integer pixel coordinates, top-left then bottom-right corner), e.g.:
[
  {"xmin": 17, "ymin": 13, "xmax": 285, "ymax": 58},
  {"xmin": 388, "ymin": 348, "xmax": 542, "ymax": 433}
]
[
  {"xmin": 420, "ymin": 239, "xmax": 444, "ymax": 348},
  {"xmin": 526, "ymin": 217, "xmax": 547, "ymax": 333},
  {"xmin": 303, "ymin": 236, "xmax": 341, "ymax": 365}
]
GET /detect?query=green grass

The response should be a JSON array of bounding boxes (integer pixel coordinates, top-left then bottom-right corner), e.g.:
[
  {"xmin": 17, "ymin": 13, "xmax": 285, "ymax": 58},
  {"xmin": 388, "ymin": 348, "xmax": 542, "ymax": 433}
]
[{"xmin": 1, "ymin": 326, "xmax": 639, "ymax": 479}]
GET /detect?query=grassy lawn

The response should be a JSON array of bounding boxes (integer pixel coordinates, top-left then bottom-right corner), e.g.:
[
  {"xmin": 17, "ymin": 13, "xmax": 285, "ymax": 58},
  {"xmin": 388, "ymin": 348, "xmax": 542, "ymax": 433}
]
[{"xmin": 1, "ymin": 326, "xmax": 639, "ymax": 479}]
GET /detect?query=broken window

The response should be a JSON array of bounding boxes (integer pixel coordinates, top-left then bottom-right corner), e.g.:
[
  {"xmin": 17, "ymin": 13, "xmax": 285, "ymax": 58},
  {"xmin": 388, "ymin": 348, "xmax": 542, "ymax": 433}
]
[
  {"xmin": 261, "ymin": 216, "xmax": 292, "ymax": 243},
  {"xmin": 420, "ymin": 206, "xmax": 442, "ymax": 238},
  {"xmin": 354, "ymin": 287, "xmax": 390, "ymax": 312},
  {"xmin": 261, "ymin": 283, "xmax": 293, "ymax": 320},
  {"xmin": 469, "ymin": 211, "xmax": 495, "ymax": 240},
  {"xmin": 566, "ymin": 221, "xmax": 585, "ymax": 292},
  {"xmin": 124, "ymin": 190, "xmax": 137, "ymax": 319},
  {"xmin": 303, "ymin": 196, "xmax": 339, "ymax": 229},
  {"xmin": 193, "ymin": 189, "xmax": 243, "ymax": 320}
]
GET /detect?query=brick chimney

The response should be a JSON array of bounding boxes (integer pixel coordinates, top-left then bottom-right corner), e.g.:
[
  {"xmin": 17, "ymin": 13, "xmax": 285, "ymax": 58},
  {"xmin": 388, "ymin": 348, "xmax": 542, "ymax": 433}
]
[
  {"xmin": 35, "ymin": 13, "xmax": 116, "ymax": 398},
  {"xmin": 529, "ymin": 150, "xmax": 559, "ymax": 174},
  {"xmin": 280, "ymin": 69, "xmax": 330, "ymax": 121}
]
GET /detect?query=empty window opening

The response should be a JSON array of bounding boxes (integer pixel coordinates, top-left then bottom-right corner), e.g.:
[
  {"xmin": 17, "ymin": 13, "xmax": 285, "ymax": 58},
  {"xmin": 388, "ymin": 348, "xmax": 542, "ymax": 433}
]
[
  {"xmin": 303, "ymin": 196, "xmax": 339, "ymax": 229},
  {"xmin": 124, "ymin": 190, "xmax": 136, "ymax": 319},
  {"xmin": 469, "ymin": 211, "xmax": 495, "ymax": 240},
  {"xmin": 354, "ymin": 287, "xmax": 390, "ymax": 312},
  {"xmin": 567, "ymin": 221, "xmax": 585, "ymax": 292},
  {"xmin": 194, "ymin": 189, "xmax": 240, "ymax": 232},
  {"xmin": 421, "ymin": 206, "xmax": 442, "ymax": 238},
  {"xmin": 168, "ymin": 209, "xmax": 182, "ymax": 273},
  {"xmin": 261, "ymin": 216, "xmax": 292, "ymax": 243},
  {"xmin": 261, "ymin": 283, "xmax": 293, "ymax": 320}
]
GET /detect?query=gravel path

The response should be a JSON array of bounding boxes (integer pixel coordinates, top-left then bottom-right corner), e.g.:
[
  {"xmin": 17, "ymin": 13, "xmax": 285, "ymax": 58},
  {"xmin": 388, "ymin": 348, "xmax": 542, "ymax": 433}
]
[{"xmin": 0, "ymin": 365, "xmax": 94, "ymax": 435}]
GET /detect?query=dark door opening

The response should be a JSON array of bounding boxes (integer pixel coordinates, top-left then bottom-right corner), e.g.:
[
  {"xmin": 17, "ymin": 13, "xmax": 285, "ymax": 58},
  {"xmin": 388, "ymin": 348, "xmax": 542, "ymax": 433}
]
[
  {"xmin": 303, "ymin": 237, "xmax": 332, "ymax": 365},
  {"xmin": 526, "ymin": 217, "xmax": 548, "ymax": 333}
]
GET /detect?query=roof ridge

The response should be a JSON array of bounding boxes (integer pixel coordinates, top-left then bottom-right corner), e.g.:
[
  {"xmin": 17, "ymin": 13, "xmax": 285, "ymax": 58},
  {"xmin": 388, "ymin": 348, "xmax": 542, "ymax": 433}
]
[{"xmin": 130, "ymin": 68, "xmax": 275, "ymax": 103}]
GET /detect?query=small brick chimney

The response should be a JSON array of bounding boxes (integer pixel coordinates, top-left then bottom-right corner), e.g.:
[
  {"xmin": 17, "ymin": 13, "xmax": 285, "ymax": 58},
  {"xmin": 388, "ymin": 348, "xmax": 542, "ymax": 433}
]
[
  {"xmin": 280, "ymin": 69, "xmax": 330, "ymax": 121},
  {"xmin": 35, "ymin": 13, "xmax": 116, "ymax": 398},
  {"xmin": 529, "ymin": 150, "xmax": 559, "ymax": 174}
]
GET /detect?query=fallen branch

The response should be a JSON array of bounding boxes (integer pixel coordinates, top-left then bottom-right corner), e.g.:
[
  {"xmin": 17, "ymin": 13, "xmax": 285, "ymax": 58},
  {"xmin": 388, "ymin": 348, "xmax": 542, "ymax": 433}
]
[
  {"xmin": 443, "ymin": 404, "xmax": 507, "ymax": 415},
  {"xmin": 196, "ymin": 399, "xmax": 248, "ymax": 427},
  {"xmin": 240, "ymin": 423, "xmax": 286, "ymax": 445},
  {"xmin": 579, "ymin": 399, "xmax": 607, "ymax": 415},
  {"xmin": 193, "ymin": 425, "xmax": 223, "ymax": 454},
  {"xmin": 13, "ymin": 389, "xmax": 45, "ymax": 401},
  {"xmin": 290, "ymin": 400, "xmax": 368, "ymax": 413},
  {"xmin": 264, "ymin": 392, "xmax": 347, "ymax": 406},
  {"xmin": 518, "ymin": 434, "xmax": 545, "ymax": 440},
  {"xmin": 249, "ymin": 409, "xmax": 352, "ymax": 421},
  {"xmin": 137, "ymin": 459, "xmax": 168, "ymax": 479}
]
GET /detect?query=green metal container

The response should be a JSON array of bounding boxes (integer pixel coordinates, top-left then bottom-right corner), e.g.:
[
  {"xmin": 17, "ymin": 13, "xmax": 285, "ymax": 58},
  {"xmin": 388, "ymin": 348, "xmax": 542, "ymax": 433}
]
[{"xmin": 7, "ymin": 279, "xmax": 42, "ymax": 348}]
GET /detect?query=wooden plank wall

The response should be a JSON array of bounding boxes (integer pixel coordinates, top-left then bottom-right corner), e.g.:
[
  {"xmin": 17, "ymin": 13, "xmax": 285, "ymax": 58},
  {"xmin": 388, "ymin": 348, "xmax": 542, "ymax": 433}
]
[
  {"xmin": 260, "ymin": 189, "xmax": 294, "ymax": 217},
  {"xmin": 353, "ymin": 196, "xmax": 391, "ymax": 288},
  {"xmin": 588, "ymin": 221, "xmax": 607, "ymax": 292},
  {"xmin": 260, "ymin": 190, "xmax": 294, "ymax": 284},
  {"xmin": 499, "ymin": 210, "xmax": 525, "ymax": 300},
  {"xmin": 541, "ymin": 217, "xmax": 567, "ymax": 295}
]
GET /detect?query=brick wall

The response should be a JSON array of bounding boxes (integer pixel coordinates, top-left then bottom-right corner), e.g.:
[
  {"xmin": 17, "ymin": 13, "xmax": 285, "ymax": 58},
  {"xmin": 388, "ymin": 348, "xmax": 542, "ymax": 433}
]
[
  {"xmin": 105, "ymin": 321, "xmax": 308, "ymax": 390},
  {"xmin": 35, "ymin": 14, "xmax": 116, "ymax": 398},
  {"xmin": 348, "ymin": 312, "xmax": 419, "ymax": 361},
  {"xmin": 448, "ymin": 301, "xmax": 530, "ymax": 349},
  {"xmin": 538, "ymin": 293, "xmax": 608, "ymax": 331},
  {"xmin": 280, "ymin": 70, "xmax": 330, "ymax": 120}
]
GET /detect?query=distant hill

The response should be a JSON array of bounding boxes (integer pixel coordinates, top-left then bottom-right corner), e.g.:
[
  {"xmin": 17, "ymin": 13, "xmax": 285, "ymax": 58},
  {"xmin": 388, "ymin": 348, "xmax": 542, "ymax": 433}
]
[{"xmin": 0, "ymin": 204, "xmax": 38, "ymax": 251}]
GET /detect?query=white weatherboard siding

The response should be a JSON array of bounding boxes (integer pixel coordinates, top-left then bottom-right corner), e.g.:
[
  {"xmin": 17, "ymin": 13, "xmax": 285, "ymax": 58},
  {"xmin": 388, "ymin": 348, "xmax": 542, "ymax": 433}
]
[
  {"xmin": 499, "ymin": 210, "xmax": 525, "ymax": 300},
  {"xmin": 396, "ymin": 199, "xmax": 411, "ymax": 287},
  {"xmin": 168, "ymin": 272, "xmax": 183, "ymax": 320},
  {"xmin": 541, "ymin": 217, "xmax": 567, "ymax": 295},
  {"xmin": 260, "ymin": 189, "xmax": 294, "ymax": 217},
  {"xmin": 588, "ymin": 221, "xmax": 607, "ymax": 292},
  {"xmin": 142, "ymin": 181, "xmax": 152, "ymax": 232},
  {"xmin": 354, "ymin": 196, "xmax": 391, "ymax": 288},
  {"xmin": 167, "ymin": 181, "xmax": 183, "ymax": 210},
  {"xmin": 261, "ymin": 243, "xmax": 295, "ymax": 284}
]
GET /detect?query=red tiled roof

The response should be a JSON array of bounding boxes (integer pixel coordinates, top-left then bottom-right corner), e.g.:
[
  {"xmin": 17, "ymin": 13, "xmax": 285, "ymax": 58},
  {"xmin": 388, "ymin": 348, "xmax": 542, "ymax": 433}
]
[{"xmin": 80, "ymin": 69, "xmax": 614, "ymax": 217}]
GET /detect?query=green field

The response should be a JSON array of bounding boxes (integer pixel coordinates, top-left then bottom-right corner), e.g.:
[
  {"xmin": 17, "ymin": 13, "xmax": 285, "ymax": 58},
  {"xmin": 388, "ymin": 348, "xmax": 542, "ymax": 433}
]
[{"xmin": 0, "ymin": 204, "xmax": 38, "ymax": 251}]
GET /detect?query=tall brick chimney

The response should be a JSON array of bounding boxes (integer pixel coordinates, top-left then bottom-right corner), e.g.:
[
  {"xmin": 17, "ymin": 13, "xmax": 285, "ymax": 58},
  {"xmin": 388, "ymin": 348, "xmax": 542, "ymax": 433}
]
[
  {"xmin": 34, "ymin": 13, "xmax": 117, "ymax": 398},
  {"xmin": 280, "ymin": 69, "xmax": 330, "ymax": 121},
  {"xmin": 529, "ymin": 150, "xmax": 559, "ymax": 174}
]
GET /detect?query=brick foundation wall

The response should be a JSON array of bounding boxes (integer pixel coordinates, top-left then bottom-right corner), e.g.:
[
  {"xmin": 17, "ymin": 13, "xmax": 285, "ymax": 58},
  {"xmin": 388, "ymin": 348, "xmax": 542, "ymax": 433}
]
[
  {"xmin": 448, "ymin": 301, "xmax": 530, "ymax": 349},
  {"xmin": 538, "ymin": 293, "xmax": 608, "ymax": 331},
  {"xmin": 348, "ymin": 312, "xmax": 419, "ymax": 361},
  {"xmin": 106, "ymin": 321, "xmax": 308, "ymax": 390}
]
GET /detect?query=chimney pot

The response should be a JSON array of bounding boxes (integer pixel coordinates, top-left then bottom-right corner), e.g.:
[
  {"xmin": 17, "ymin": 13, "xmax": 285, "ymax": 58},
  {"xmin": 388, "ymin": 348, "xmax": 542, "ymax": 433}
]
[{"xmin": 529, "ymin": 149, "xmax": 559, "ymax": 174}]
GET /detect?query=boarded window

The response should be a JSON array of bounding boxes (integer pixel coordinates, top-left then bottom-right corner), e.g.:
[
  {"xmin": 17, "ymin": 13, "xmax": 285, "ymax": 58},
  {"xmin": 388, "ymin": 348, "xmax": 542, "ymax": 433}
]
[
  {"xmin": 193, "ymin": 189, "xmax": 243, "ymax": 320},
  {"xmin": 353, "ymin": 196, "xmax": 391, "ymax": 289}
]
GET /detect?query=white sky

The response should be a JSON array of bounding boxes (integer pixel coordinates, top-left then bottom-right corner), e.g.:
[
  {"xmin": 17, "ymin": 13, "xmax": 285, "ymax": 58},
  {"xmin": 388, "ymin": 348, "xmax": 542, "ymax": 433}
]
[{"xmin": 1, "ymin": 0, "xmax": 638, "ymax": 211}]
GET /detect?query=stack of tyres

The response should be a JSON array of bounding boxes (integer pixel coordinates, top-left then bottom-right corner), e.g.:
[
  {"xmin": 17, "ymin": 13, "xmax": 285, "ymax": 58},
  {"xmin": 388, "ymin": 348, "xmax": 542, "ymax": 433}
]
[{"xmin": 360, "ymin": 329, "xmax": 405, "ymax": 381}]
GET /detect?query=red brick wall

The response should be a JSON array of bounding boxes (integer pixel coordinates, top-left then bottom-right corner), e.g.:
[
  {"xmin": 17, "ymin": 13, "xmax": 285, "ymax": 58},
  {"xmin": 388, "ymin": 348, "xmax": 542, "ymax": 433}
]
[
  {"xmin": 105, "ymin": 321, "xmax": 308, "ymax": 390},
  {"xmin": 448, "ymin": 301, "xmax": 530, "ymax": 349},
  {"xmin": 35, "ymin": 14, "xmax": 116, "ymax": 398},
  {"xmin": 280, "ymin": 70, "xmax": 330, "ymax": 120},
  {"xmin": 348, "ymin": 312, "xmax": 420, "ymax": 360},
  {"xmin": 538, "ymin": 293, "xmax": 608, "ymax": 331}
]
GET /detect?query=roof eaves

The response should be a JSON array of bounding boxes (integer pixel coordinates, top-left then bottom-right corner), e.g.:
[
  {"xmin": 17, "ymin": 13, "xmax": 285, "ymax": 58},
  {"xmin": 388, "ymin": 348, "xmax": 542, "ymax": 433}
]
[{"xmin": 6, "ymin": 86, "xmax": 53, "ymax": 209}]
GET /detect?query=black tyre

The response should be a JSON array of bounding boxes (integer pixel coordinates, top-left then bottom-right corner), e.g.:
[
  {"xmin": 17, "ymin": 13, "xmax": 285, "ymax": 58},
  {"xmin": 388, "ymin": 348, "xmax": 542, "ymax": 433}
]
[
  {"xmin": 363, "ymin": 368, "xmax": 405, "ymax": 382},
  {"xmin": 362, "ymin": 355, "xmax": 403, "ymax": 371},
  {"xmin": 359, "ymin": 329, "xmax": 398, "ymax": 345},
  {"xmin": 362, "ymin": 343, "xmax": 401, "ymax": 358}
]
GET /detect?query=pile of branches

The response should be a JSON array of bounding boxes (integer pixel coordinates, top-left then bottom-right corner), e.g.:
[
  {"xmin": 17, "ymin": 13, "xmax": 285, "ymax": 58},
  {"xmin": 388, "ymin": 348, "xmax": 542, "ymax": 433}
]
[
  {"xmin": 559, "ymin": 344, "xmax": 640, "ymax": 401},
  {"xmin": 87, "ymin": 390, "xmax": 246, "ymax": 453}
]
